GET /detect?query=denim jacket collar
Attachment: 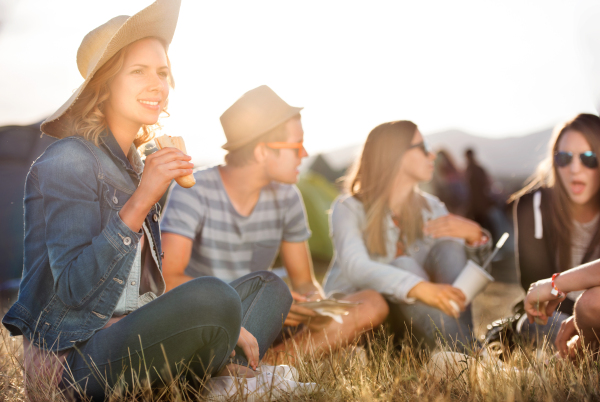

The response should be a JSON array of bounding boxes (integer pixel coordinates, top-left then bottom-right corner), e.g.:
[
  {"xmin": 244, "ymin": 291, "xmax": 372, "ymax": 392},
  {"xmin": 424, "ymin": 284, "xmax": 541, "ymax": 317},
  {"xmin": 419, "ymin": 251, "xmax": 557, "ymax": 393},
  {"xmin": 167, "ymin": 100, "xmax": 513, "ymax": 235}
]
[{"xmin": 100, "ymin": 130, "xmax": 144, "ymax": 179}]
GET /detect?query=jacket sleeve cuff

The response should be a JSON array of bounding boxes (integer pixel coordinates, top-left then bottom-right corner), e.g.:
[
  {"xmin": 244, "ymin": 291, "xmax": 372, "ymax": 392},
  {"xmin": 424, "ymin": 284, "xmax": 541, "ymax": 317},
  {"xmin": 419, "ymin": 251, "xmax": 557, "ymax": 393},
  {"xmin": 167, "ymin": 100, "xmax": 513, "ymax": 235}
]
[
  {"xmin": 102, "ymin": 212, "xmax": 142, "ymax": 254},
  {"xmin": 393, "ymin": 277, "xmax": 424, "ymax": 304}
]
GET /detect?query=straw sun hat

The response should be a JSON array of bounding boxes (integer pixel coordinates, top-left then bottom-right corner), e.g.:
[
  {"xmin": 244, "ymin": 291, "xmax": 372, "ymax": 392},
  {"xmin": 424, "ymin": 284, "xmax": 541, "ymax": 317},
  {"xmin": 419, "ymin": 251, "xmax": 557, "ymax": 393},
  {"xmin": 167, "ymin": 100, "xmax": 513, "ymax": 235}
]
[
  {"xmin": 220, "ymin": 85, "xmax": 303, "ymax": 151},
  {"xmin": 41, "ymin": 0, "xmax": 181, "ymax": 139}
]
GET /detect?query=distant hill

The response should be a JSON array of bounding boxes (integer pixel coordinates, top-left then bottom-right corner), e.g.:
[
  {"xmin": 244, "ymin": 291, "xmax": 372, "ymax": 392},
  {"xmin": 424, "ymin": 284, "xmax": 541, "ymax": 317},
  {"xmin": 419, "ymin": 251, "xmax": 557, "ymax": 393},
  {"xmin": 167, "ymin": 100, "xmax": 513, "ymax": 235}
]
[{"xmin": 305, "ymin": 128, "xmax": 553, "ymax": 181}]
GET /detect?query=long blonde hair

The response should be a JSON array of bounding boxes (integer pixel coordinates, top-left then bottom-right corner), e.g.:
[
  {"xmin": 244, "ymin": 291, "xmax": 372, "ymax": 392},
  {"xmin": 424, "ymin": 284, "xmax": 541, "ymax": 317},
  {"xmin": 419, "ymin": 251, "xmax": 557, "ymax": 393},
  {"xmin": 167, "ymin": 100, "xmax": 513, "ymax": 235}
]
[
  {"xmin": 510, "ymin": 113, "xmax": 600, "ymax": 270},
  {"xmin": 345, "ymin": 120, "xmax": 427, "ymax": 256},
  {"xmin": 67, "ymin": 37, "xmax": 175, "ymax": 149}
]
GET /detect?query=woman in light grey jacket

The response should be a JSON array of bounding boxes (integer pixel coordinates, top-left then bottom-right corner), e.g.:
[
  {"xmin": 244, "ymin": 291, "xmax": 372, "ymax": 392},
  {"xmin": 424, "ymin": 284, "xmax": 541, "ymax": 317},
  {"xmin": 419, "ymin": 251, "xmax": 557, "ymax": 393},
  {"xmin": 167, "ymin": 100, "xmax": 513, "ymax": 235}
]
[{"xmin": 323, "ymin": 121, "xmax": 491, "ymax": 350}]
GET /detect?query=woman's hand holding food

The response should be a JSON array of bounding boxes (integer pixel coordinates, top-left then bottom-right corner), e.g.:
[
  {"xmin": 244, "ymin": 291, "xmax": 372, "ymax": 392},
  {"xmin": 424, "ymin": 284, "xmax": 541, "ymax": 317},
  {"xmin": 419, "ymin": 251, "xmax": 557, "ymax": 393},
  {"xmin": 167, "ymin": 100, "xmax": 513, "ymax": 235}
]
[
  {"xmin": 424, "ymin": 214, "xmax": 483, "ymax": 245},
  {"xmin": 120, "ymin": 148, "xmax": 193, "ymax": 232},
  {"xmin": 408, "ymin": 281, "xmax": 466, "ymax": 318},
  {"xmin": 136, "ymin": 148, "xmax": 193, "ymax": 205},
  {"xmin": 524, "ymin": 278, "xmax": 565, "ymax": 325}
]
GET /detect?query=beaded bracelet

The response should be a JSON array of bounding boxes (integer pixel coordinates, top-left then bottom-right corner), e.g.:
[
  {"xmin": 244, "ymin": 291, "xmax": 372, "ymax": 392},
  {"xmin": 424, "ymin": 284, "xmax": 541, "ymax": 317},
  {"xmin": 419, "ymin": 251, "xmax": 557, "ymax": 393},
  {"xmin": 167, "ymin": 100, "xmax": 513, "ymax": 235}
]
[{"xmin": 551, "ymin": 273, "xmax": 565, "ymax": 297}]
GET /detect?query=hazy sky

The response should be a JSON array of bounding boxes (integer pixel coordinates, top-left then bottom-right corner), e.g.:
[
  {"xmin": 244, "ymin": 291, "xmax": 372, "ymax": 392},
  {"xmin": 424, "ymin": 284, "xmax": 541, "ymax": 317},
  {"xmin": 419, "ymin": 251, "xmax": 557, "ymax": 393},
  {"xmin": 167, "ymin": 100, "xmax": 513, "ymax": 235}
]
[{"xmin": 2, "ymin": 0, "xmax": 600, "ymax": 165}]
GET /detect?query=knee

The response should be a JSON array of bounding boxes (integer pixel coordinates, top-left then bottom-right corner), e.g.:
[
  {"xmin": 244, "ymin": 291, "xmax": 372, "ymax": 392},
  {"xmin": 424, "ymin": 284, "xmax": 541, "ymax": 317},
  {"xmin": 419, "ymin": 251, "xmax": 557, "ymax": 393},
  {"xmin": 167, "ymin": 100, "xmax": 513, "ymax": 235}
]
[
  {"xmin": 353, "ymin": 290, "xmax": 389, "ymax": 328},
  {"xmin": 175, "ymin": 277, "xmax": 242, "ymax": 325},
  {"xmin": 574, "ymin": 287, "xmax": 600, "ymax": 332},
  {"xmin": 430, "ymin": 239, "xmax": 466, "ymax": 258},
  {"xmin": 256, "ymin": 270, "xmax": 293, "ymax": 308}
]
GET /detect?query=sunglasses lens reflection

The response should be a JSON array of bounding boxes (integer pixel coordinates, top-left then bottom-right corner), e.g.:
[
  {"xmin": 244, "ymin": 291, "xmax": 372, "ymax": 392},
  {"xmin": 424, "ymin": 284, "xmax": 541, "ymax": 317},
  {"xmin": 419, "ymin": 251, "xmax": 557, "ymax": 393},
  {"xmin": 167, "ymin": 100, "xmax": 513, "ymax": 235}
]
[
  {"xmin": 555, "ymin": 151, "xmax": 599, "ymax": 169},
  {"xmin": 581, "ymin": 151, "xmax": 598, "ymax": 169}
]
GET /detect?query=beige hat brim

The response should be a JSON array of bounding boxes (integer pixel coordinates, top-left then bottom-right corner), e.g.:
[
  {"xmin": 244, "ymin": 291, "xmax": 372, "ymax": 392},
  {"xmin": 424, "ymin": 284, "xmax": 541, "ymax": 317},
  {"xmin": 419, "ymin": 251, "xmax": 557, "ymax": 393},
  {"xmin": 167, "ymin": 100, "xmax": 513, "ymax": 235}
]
[
  {"xmin": 41, "ymin": 0, "xmax": 181, "ymax": 139},
  {"xmin": 221, "ymin": 106, "xmax": 303, "ymax": 151}
]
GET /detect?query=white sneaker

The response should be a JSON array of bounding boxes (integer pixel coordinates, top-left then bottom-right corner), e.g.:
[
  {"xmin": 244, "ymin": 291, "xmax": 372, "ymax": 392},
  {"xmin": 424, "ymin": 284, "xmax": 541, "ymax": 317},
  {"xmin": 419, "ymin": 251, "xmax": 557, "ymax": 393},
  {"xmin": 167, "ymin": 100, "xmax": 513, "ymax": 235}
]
[
  {"xmin": 258, "ymin": 364, "xmax": 299, "ymax": 381},
  {"xmin": 203, "ymin": 371, "xmax": 321, "ymax": 401}
]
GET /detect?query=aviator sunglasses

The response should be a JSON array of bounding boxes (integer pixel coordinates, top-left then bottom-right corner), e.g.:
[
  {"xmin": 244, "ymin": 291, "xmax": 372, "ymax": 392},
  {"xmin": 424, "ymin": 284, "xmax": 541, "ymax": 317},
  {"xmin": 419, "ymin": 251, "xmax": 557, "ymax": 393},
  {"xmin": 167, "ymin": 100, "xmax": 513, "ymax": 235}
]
[
  {"xmin": 554, "ymin": 151, "xmax": 599, "ymax": 169},
  {"xmin": 260, "ymin": 141, "xmax": 306, "ymax": 156},
  {"xmin": 406, "ymin": 141, "xmax": 431, "ymax": 156}
]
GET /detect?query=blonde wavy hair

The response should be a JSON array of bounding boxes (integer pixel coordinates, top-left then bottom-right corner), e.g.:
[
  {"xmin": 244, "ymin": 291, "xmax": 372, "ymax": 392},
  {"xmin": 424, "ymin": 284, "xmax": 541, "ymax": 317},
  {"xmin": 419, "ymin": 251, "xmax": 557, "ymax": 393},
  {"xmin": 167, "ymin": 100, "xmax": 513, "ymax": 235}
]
[{"xmin": 67, "ymin": 37, "xmax": 175, "ymax": 149}]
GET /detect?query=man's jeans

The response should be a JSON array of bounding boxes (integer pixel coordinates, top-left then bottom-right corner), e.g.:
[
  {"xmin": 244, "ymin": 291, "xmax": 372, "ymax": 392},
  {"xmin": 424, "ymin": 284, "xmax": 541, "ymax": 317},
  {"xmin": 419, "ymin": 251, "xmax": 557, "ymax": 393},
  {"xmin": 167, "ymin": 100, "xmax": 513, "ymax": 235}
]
[
  {"xmin": 387, "ymin": 240, "xmax": 476, "ymax": 351},
  {"xmin": 62, "ymin": 271, "xmax": 291, "ymax": 401}
]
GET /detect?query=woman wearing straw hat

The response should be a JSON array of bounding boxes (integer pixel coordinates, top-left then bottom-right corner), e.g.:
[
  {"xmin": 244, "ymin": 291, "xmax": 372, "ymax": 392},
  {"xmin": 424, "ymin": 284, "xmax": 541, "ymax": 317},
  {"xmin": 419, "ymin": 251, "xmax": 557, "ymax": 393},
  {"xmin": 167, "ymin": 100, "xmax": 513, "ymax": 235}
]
[{"xmin": 0, "ymin": 1, "xmax": 318, "ymax": 400}]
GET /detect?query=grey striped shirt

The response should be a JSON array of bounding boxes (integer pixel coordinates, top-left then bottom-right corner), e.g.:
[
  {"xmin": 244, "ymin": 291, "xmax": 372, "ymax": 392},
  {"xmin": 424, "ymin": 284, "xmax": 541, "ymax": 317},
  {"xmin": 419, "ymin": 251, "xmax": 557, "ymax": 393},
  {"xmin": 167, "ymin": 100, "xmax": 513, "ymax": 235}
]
[{"xmin": 161, "ymin": 166, "xmax": 311, "ymax": 282}]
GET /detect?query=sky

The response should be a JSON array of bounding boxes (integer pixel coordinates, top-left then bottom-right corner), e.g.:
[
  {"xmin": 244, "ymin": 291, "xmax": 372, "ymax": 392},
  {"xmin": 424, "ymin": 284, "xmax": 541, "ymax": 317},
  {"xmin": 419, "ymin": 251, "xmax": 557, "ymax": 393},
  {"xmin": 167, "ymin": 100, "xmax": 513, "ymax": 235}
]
[{"xmin": 2, "ymin": 0, "xmax": 600, "ymax": 165}]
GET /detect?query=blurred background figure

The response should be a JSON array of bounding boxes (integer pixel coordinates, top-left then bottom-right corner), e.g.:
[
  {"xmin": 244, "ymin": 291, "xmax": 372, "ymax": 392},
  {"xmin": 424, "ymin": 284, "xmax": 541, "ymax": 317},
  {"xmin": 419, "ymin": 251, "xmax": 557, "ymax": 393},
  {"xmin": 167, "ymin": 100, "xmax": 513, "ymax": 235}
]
[
  {"xmin": 430, "ymin": 149, "xmax": 468, "ymax": 216},
  {"xmin": 464, "ymin": 148, "xmax": 495, "ymax": 227},
  {"xmin": 0, "ymin": 123, "xmax": 55, "ymax": 312}
]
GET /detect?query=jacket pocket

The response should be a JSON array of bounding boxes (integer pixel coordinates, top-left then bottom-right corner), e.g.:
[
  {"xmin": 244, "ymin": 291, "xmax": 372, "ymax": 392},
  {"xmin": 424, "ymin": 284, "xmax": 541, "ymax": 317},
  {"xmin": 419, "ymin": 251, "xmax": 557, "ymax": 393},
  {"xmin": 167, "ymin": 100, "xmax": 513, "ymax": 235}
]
[
  {"xmin": 102, "ymin": 182, "xmax": 133, "ymax": 212},
  {"xmin": 249, "ymin": 240, "xmax": 280, "ymax": 272}
]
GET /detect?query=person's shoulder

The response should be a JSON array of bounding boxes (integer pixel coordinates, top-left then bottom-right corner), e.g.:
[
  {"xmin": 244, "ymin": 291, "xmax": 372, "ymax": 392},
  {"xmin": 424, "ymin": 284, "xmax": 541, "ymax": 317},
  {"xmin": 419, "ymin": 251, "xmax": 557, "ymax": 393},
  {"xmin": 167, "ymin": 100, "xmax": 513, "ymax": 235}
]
[
  {"xmin": 188, "ymin": 165, "xmax": 224, "ymax": 193},
  {"xmin": 418, "ymin": 190, "xmax": 444, "ymax": 208},
  {"xmin": 332, "ymin": 194, "xmax": 363, "ymax": 213},
  {"xmin": 417, "ymin": 190, "xmax": 449, "ymax": 217},
  {"xmin": 513, "ymin": 187, "xmax": 550, "ymax": 205},
  {"xmin": 33, "ymin": 136, "xmax": 98, "ymax": 172}
]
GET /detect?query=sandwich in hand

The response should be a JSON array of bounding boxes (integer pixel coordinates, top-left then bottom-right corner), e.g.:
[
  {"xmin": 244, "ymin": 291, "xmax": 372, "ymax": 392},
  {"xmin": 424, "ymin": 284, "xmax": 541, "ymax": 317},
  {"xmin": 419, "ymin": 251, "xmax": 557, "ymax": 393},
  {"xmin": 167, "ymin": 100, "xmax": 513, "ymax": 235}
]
[{"xmin": 154, "ymin": 134, "xmax": 196, "ymax": 188}]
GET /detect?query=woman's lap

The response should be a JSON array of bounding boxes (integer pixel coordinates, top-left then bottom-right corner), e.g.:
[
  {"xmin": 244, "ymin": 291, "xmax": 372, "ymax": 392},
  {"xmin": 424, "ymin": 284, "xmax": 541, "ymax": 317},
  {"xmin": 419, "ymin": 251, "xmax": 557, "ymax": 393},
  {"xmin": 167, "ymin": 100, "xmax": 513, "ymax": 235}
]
[
  {"xmin": 62, "ymin": 271, "xmax": 291, "ymax": 400},
  {"xmin": 387, "ymin": 240, "xmax": 476, "ymax": 350}
]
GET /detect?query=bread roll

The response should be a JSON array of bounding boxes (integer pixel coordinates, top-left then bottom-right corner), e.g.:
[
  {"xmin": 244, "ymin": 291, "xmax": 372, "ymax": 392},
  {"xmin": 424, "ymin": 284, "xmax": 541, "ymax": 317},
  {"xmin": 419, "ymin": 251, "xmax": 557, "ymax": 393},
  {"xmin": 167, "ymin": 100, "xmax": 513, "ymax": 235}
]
[{"xmin": 154, "ymin": 135, "xmax": 196, "ymax": 188}]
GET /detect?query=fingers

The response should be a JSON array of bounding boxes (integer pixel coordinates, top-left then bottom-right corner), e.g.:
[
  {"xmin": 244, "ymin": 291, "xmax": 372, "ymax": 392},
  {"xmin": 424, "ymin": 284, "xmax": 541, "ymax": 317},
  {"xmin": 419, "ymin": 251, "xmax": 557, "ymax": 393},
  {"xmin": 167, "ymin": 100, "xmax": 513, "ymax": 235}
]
[
  {"xmin": 147, "ymin": 147, "xmax": 191, "ymax": 163},
  {"xmin": 289, "ymin": 303, "xmax": 319, "ymax": 317},
  {"xmin": 238, "ymin": 328, "xmax": 259, "ymax": 370},
  {"xmin": 290, "ymin": 291, "xmax": 307, "ymax": 302},
  {"xmin": 284, "ymin": 316, "xmax": 303, "ymax": 327},
  {"xmin": 555, "ymin": 317, "xmax": 576, "ymax": 358},
  {"xmin": 441, "ymin": 298, "xmax": 460, "ymax": 318}
]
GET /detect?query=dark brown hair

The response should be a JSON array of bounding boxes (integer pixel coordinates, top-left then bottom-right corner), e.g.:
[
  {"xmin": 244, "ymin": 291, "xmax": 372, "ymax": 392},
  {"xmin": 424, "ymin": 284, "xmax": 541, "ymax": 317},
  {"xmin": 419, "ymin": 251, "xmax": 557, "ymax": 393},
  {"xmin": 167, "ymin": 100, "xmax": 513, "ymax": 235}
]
[
  {"xmin": 345, "ymin": 120, "xmax": 428, "ymax": 256},
  {"xmin": 224, "ymin": 114, "xmax": 301, "ymax": 167},
  {"xmin": 510, "ymin": 113, "xmax": 600, "ymax": 270}
]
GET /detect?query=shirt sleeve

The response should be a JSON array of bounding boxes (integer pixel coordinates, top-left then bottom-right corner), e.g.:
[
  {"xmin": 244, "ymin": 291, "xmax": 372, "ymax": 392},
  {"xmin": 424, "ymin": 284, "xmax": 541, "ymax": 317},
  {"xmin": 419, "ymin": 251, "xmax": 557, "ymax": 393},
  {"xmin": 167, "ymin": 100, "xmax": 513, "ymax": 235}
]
[
  {"xmin": 160, "ymin": 178, "xmax": 205, "ymax": 240},
  {"xmin": 282, "ymin": 185, "xmax": 311, "ymax": 243},
  {"xmin": 330, "ymin": 198, "xmax": 424, "ymax": 303}
]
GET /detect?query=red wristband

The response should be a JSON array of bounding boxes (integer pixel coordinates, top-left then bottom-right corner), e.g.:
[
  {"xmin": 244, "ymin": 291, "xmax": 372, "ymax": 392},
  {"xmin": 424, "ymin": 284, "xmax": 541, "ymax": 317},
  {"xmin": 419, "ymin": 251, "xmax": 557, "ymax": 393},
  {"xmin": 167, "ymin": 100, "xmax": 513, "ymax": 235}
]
[{"xmin": 551, "ymin": 273, "xmax": 565, "ymax": 298}]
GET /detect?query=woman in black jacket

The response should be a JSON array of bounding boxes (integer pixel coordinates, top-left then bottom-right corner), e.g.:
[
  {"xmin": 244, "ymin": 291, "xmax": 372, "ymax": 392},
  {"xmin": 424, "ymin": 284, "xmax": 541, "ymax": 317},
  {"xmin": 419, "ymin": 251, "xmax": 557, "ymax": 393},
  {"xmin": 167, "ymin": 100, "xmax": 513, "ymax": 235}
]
[{"xmin": 511, "ymin": 113, "xmax": 600, "ymax": 343}]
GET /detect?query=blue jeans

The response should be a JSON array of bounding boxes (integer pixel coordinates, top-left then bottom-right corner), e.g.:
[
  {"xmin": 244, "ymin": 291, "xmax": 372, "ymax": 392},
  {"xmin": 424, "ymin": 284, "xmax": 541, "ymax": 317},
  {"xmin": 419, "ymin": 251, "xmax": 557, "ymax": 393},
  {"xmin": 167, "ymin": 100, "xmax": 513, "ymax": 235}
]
[
  {"xmin": 387, "ymin": 240, "xmax": 475, "ymax": 351},
  {"xmin": 61, "ymin": 271, "xmax": 292, "ymax": 401},
  {"xmin": 517, "ymin": 310, "xmax": 570, "ymax": 346}
]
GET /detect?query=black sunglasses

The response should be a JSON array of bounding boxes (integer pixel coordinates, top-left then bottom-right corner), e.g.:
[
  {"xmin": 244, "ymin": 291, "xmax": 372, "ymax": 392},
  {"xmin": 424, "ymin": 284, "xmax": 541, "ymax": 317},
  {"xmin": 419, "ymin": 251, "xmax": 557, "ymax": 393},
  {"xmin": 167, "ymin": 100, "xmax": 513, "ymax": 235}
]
[
  {"xmin": 407, "ymin": 141, "xmax": 431, "ymax": 156},
  {"xmin": 554, "ymin": 151, "xmax": 599, "ymax": 169}
]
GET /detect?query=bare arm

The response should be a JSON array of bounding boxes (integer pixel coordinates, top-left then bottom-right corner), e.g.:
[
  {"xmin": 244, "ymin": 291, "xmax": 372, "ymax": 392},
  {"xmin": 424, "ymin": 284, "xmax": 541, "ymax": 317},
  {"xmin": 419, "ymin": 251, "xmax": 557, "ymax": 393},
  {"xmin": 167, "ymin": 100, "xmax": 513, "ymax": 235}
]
[
  {"xmin": 280, "ymin": 240, "xmax": 323, "ymax": 296},
  {"xmin": 279, "ymin": 240, "xmax": 322, "ymax": 326},
  {"xmin": 161, "ymin": 232, "xmax": 195, "ymax": 291},
  {"xmin": 524, "ymin": 259, "xmax": 600, "ymax": 323}
]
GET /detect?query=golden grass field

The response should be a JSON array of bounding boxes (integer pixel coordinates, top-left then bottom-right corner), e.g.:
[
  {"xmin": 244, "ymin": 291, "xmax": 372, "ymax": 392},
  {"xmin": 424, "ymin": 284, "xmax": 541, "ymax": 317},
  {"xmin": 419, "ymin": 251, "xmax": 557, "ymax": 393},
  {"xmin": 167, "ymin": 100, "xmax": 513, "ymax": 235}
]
[{"xmin": 0, "ymin": 282, "xmax": 599, "ymax": 401}]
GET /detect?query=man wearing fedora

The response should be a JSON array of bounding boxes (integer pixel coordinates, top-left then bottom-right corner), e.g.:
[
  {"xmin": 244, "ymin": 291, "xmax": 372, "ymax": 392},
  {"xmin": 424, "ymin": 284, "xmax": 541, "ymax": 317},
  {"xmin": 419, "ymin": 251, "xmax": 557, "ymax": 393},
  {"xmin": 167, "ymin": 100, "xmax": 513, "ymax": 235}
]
[{"xmin": 159, "ymin": 85, "xmax": 388, "ymax": 358}]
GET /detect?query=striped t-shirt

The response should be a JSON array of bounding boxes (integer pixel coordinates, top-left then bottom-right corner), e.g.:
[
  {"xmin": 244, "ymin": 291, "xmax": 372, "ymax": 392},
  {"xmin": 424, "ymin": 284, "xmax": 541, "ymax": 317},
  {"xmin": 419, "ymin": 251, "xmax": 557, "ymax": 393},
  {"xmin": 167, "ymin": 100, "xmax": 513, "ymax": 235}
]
[{"xmin": 161, "ymin": 166, "xmax": 311, "ymax": 282}]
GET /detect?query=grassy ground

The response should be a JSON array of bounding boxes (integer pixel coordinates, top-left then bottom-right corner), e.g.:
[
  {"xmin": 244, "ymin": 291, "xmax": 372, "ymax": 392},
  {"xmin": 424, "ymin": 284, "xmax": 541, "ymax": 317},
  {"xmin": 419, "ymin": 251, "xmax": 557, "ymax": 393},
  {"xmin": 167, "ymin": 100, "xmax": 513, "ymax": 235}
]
[{"xmin": 1, "ymin": 280, "xmax": 599, "ymax": 401}]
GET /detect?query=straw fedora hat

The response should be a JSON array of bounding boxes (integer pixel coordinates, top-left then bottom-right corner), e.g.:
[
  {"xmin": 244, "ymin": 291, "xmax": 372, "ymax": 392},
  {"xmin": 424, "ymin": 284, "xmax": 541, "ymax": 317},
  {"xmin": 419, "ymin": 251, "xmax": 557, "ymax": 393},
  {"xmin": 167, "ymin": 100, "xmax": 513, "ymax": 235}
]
[
  {"xmin": 220, "ymin": 85, "xmax": 303, "ymax": 151},
  {"xmin": 41, "ymin": 0, "xmax": 181, "ymax": 139}
]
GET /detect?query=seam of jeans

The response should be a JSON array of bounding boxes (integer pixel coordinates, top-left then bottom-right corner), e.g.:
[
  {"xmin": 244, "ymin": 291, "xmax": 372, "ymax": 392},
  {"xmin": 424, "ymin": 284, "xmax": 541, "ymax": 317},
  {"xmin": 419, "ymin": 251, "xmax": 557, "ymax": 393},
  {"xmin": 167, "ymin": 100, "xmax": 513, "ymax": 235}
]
[
  {"xmin": 239, "ymin": 280, "xmax": 267, "ymax": 328},
  {"xmin": 67, "ymin": 324, "xmax": 233, "ymax": 372}
]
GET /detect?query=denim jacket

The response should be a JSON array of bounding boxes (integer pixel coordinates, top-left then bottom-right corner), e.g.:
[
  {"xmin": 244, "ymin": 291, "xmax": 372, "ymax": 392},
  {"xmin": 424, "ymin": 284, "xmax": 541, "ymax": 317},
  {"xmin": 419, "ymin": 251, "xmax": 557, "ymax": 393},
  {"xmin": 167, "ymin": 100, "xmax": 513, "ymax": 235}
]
[
  {"xmin": 323, "ymin": 192, "xmax": 491, "ymax": 303},
  {"xmin": 2, "ymin": 131, "xmax": 164, "ymax": 351}
]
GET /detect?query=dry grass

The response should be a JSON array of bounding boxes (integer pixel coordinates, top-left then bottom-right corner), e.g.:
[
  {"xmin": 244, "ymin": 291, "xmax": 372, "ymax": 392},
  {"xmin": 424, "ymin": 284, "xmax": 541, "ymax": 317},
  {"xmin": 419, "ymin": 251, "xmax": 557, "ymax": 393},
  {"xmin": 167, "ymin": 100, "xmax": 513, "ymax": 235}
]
[{"xmin": 1, "ymin": 283, "xmax": 599, "ymax": 401}]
